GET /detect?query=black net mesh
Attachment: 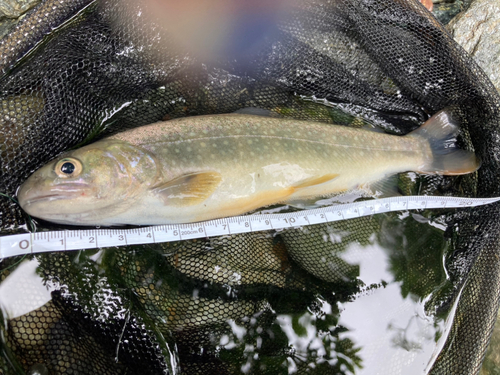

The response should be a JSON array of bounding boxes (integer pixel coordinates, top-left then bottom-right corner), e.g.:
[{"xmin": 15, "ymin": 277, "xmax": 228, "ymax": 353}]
[{"xmin": 1, "ymin": 0, "xmax": 499, "ymax": 374}]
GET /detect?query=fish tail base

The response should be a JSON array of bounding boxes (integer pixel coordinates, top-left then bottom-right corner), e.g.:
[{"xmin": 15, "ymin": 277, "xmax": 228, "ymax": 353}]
[{"xmin": 409, "ymin": 109, "xmax": 480, "ymax": 175}]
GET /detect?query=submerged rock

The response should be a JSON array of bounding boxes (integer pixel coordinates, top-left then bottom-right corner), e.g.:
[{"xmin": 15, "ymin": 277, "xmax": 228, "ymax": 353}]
[
  {"xmin": 0, "ymin": 0, "xmax": 40, "ymax": 39},
  {"xmin": 0, "ymin": 0, "xmax": 39, "ymax": 19},
  {"xmin": 432, "ymin": 0, "xmax": 463, "ymax": 25},
  {"xmin": 448, "ymin": 0, "xmax": 500, "ymax": 92}
]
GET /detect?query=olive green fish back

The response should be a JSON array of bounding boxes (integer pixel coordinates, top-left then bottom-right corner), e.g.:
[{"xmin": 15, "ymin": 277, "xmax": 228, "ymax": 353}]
[{"xmin": 1, "ymin": 0, "xmax": 499, "ymax": 374}]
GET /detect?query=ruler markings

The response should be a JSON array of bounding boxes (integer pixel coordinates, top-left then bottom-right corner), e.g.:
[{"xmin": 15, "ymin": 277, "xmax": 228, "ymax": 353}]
[{"xmin": 1, "ymin": 196, "xmax": 500, "ymax": 259}]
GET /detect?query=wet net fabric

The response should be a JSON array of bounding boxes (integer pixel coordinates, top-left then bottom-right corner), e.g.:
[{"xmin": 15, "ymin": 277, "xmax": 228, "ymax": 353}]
[{"xmin": 1, "ymin": 0, "xmax": 500, "ymax": 374}]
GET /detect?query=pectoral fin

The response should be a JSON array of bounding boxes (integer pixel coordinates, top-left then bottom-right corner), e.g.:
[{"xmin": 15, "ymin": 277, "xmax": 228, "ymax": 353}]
[{"xmin": 151, "ymin": 171, "xmax": 222, "ymax": 206}]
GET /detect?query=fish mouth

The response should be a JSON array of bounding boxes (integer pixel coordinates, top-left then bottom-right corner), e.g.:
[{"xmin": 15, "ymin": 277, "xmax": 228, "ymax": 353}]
[
  {"xmin": 24, "ymin": 193, "xmax": 79, "ymax": 205},
  {"xmin": 19, "ymin": 183, "xmax": 91, "ymax": 207}
]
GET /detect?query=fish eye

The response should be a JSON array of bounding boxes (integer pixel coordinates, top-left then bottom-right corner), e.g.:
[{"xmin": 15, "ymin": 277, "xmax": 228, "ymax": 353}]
[{"xmin": 55, "ymin": 158, "xmax": 82, "ymax": 178}]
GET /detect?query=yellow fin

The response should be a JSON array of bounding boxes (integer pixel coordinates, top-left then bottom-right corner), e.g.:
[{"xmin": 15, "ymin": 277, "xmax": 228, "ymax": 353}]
[
  {"xmin": 151, "ymin": 172, "xmax": 222, "ymax": 206},
  {"xmin": 293, "ymin": 174, "xmax": 339, "ymax": 190}
]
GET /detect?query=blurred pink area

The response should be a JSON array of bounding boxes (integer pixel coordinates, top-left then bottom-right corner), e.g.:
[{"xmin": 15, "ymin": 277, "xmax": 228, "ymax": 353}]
[
  {"xmin": 420, "ymin": 0, "xmax": 433, "ymax": 11},
  {"xmin": 121, "ymin": 0, "xmax": 294, "ymax": 61}
]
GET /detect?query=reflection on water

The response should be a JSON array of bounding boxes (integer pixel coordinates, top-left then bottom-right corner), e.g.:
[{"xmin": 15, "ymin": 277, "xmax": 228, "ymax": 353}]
[
  {"xmin": 0, "ymin": 258, "xmax": 54, "ymax": 319},
  {"xmin": 0, "ymin": 209, "xmax": 456, "ymax": 374},
  {"xmin": 338, "ymin": 263, "xmax": 443, "ymax": 375}
]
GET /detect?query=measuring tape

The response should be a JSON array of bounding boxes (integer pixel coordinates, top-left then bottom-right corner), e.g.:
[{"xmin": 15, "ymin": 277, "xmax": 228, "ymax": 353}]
[{"xmin": 1, "ymin": 195, "xmax": 499, "ymax": 259}]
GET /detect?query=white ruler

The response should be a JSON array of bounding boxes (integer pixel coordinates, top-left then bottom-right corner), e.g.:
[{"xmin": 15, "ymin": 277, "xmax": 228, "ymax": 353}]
[{"xmin": 1, "ymin": 195, "xmax": 499, "ymax": 259}]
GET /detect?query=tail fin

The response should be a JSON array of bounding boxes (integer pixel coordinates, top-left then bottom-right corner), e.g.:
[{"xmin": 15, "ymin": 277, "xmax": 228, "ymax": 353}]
[{"xmin": 408, "ymin": 109, "xmax": 480, "ymax": 175}]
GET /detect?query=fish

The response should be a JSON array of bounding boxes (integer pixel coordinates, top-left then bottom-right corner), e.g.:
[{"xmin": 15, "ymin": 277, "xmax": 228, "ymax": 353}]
[{"xmin": 17, "ymin": 109, "xmax": 479, "ymax": 226}]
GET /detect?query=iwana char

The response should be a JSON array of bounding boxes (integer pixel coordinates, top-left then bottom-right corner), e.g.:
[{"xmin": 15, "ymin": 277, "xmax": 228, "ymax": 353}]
[{"xmin": 18, "ymin": 110, "xmax": 479, "ymax": 226}]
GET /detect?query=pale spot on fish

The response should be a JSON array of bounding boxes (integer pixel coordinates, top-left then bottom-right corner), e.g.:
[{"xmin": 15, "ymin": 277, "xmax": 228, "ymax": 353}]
[
  {"xmin": 354, "ymin": 136, "xmax": 359, "ymax": 141},
  {"xmin": 186, "ymin": 146, "xmax": 192, "ymax": 152},
  {"xmin": 197, "ymin": 155, "xmax": 202, "ymax": 160},
  {"xmin": 223, "ymin": 140, "xmax": 229, "ymax": 145},
  {"xmin": 211, "ymin": 154, "xmax": 216, "ymax": 159},
  {"xmin": 200, "ymin": 142, "xmax": 206, "ymax": 147},
  {"xmin": 247, "ymin": 139, "xmax": 253, "ymax": 145},
  {"xmin": 360, "ymin": 151, "xmax": 365, "ymax": 156},
  {"xmin": 175, "ymin": 149, "xmax": 180, "ymax": 153}
]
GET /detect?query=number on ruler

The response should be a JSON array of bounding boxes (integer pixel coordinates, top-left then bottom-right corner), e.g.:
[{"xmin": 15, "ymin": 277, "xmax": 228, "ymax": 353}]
[{"xmin": 18, "ymin": 239, "xmax": 30, "ymax": 250}]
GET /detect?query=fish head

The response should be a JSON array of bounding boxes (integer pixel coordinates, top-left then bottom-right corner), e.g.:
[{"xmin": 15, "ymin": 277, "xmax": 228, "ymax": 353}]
[{"xmin": 18, "ymin": 139, "xmax": 159, "ymax": 225}]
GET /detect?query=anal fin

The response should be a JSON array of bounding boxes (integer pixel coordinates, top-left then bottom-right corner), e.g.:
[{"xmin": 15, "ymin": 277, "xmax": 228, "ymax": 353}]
[
  {"xmin": 363, "ymin": 175, "xmax": 400, "ymax": 198},
  {"xmin": 286, "ymin": 198, "xmax": 324, "ymax": 210},
  {"xmin": 293, "ymin": 174, "xmax": 339, "ymax": 190},
  {"xmin": 286, "ymin": 174, "xmax": 341, "ymax": 206}
]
